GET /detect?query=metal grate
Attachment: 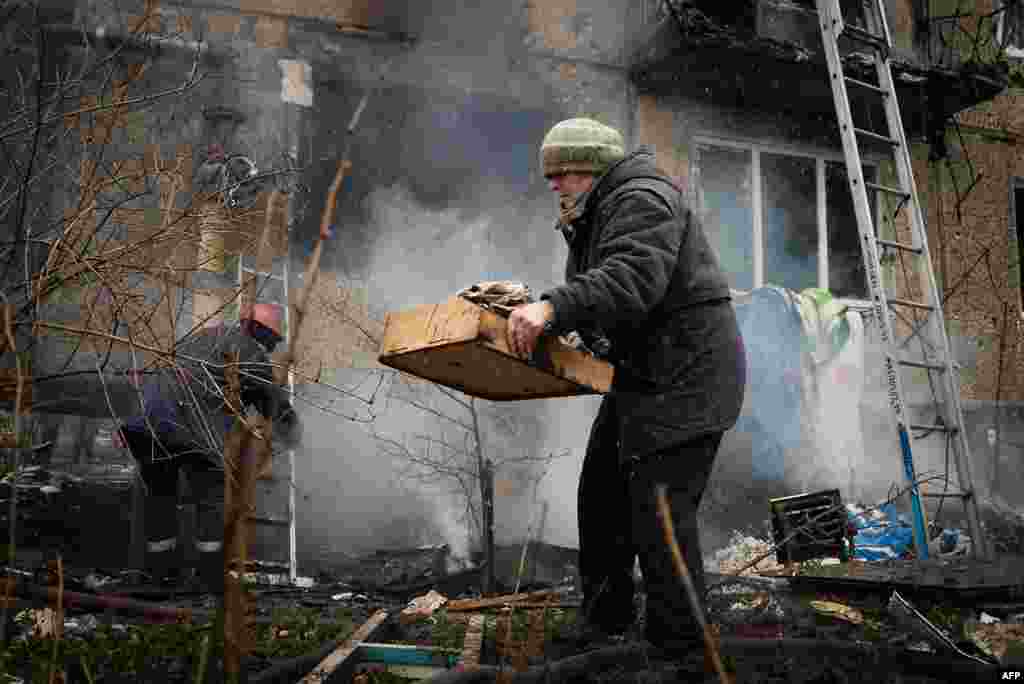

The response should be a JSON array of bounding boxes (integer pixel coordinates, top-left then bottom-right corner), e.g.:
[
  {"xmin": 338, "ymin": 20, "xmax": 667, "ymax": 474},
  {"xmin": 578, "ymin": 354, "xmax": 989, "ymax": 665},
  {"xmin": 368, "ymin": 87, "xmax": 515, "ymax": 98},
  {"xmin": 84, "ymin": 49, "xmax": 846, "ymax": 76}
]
[{"xmin": 769, "ymin": 489, "xmax": 848, "ymax": 563}]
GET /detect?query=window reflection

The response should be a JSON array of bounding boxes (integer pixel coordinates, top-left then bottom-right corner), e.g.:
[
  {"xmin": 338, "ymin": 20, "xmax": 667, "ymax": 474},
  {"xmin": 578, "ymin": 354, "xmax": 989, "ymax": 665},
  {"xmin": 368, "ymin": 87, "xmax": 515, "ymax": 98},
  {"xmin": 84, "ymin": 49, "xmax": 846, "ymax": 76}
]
[
  {"xmin": 827, "ymin": 162, "xmax": 876, "ymax": 299},
  {"xmin": 697, "ymin": 145, "xmax": 754, "ymax": 292},
  {"xmin": 763, "ymin": 153, "xmax": 818, "ymax": 291}
]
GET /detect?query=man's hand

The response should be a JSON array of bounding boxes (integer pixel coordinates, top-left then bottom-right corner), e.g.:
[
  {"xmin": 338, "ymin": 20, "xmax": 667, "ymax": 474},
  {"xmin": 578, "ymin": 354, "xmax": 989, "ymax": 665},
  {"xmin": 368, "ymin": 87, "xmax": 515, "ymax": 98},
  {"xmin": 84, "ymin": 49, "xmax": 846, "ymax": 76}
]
[{"xmin": 506, "ymin": 301, "xmax": 554, "ymax": 360}]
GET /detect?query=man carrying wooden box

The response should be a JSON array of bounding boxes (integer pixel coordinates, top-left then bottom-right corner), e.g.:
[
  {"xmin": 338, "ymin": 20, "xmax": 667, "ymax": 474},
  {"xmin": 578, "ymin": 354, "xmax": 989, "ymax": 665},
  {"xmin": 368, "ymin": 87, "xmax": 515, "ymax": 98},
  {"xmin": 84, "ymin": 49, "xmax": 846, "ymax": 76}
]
[{"xmin": 506, "ymin": 118, "xmax": 747, "ymax": 660}]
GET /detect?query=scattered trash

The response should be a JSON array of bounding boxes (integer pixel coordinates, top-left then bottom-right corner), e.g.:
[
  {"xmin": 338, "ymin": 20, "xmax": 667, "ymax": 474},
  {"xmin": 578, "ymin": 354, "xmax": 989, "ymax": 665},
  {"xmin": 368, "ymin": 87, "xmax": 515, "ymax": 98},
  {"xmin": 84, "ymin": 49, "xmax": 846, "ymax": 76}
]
[
  {"xmin": 980, "ymin": 612, "xmax": 1001, "ymax": 624},
  {"xmin": 63, "ymin": 614, "xmax": 100, "ymax": 637},
  {"xmin": 332, "ymin": 592, "xmax": 369, "ymax": 602},
  {"xmin": 84, "ymin": 571, "xmax": 121, "ymax": 591},
  {"xmin": 243, "ymin": 572, "xmax": 315, "ymax": 588},
  {"xmin": 400, "ymin": 589, "xmax": 447, "ymax": 624},
  {"xmin": 730, "ymin": 592, "xmax": 771, "ymax": 612},
  {"xmin": 29, "ymin": 607, "xmax": 61, "ymax": 638},
  {"xmin": 928, "ymin": 528, "xmax": 973, "ymax": 557},
  {"xmin": 810, "ymin": 600, "xmax": 864, "ymax": 625},
  {"xmin": 966, "ymin": 621, "xmax": 1024, "ymax": 664},
  {"xmin": 887, "ymin": 591, "xmax": 997, "ymax": 665},
  {"xmin": 846, "ymin": 503, "xmax": 914, "ymax": 560},
  {"xmin": 713, "ymin": 531, "xmax": 785, "ymax": 576}
]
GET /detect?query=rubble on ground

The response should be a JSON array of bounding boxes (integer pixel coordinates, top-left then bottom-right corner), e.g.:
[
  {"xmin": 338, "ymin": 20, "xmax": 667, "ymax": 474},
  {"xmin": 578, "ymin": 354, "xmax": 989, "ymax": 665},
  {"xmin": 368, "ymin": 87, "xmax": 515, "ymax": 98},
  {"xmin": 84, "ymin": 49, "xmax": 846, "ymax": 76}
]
[
  {"xmin": 4, "ymin": 503, "xmax": 1024, "ymax": 683},
  {"xmin": 712, "ymin": 531, "xmax": 786, "ymax": 576}
]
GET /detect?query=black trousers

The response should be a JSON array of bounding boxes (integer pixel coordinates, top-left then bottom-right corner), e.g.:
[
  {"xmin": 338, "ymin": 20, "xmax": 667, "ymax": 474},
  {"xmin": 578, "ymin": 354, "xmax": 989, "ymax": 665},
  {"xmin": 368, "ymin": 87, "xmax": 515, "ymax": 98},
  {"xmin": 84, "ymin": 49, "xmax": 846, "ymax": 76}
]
[
  {"xmin": 578, "ymin": 394, "xmax": 722, "ymax": 651},
  {"xmin": 121, "ymin": 429, "xmax": 224, "ymax": 557}
]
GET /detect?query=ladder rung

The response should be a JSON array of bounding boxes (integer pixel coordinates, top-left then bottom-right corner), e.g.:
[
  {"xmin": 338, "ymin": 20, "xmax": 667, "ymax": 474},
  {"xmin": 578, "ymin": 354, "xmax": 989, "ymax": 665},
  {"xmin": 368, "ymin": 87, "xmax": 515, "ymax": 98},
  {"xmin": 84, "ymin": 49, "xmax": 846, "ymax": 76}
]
[
  {"xmin": 864, "ymin": 182, "xmax": 910, "ymax": 199},
  {"xmin": 920, "ymin": 491, "xmax": 970, "ymax": 499},
  {"xmin": 841, "ymin": 23, "xmax": 889, "ymax": 51},
  {"xmin": 909, "ymin": 423, "xmax": 958, "ymax": 433},
  {"xmin": 898, "ymin": 358, "xmax": 946, "ymax": 371},
  {"xmin": 888, "ymin": 298, "xmax": 934, "ymax": 312},
  {"xmin": 248, "ymin": 515, "xmax": 291, "ymax": 527},
  {"xmin": 876, "ymin": 238, "xmax": 921, "ymax": 254},
  {"xmin": 853, "ymin": 127, "xmax": 899, "ymax": 146},
  {"xmin": 844, "ymin": 76, "xmax": 888, "ymax": 97}
]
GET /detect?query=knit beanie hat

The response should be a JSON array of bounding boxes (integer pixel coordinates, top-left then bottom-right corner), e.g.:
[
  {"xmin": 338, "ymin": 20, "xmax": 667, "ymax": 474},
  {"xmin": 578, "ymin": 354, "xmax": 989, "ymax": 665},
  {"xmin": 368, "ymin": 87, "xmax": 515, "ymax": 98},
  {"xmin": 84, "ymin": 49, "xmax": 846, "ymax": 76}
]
[{"xmin": 540, "ymin": 118, "xmax": 626, "ymax": 177}]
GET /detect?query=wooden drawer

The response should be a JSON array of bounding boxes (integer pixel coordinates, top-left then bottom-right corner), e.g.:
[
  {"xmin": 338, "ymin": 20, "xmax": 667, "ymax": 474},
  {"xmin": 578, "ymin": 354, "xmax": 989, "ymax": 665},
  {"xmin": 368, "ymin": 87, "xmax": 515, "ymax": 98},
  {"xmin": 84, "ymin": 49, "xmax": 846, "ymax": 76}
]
[{"xmin": 378, "ymin": 296, "xmax": 613, "ymax": 401}]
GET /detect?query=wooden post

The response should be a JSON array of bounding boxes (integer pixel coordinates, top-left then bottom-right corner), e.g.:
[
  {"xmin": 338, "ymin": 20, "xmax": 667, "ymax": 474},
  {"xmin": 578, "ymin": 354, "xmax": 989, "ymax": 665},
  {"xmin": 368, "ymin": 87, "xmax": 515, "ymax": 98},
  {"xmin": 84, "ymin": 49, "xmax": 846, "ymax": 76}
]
[{"xmin": 222, "ymin": 351, "xmax": 250, "ymax": 683}]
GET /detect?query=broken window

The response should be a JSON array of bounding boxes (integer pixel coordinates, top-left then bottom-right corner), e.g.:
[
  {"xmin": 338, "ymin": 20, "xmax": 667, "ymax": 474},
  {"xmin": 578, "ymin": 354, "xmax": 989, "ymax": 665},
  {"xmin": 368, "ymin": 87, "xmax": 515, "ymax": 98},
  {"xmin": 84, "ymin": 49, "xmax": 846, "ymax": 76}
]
[
  {"xmin": 998, "ymin": 0, "xmax": 1024, "ymax": 55},
  {"xmin": 694, "ymin": 140, "xmax": 877, "ymax": 300}
]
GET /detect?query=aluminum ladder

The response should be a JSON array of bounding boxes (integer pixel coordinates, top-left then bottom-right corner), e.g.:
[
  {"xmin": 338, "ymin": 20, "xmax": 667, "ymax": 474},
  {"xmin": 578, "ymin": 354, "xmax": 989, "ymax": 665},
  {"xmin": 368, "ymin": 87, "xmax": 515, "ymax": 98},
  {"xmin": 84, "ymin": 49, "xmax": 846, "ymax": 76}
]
[
  {"xmin": 814, "ymin": 0, "xmax": 989, "ymax": 560},
  {"xmin": 237, "ymin": 257, "xmax": 298, "ymax": 583}
]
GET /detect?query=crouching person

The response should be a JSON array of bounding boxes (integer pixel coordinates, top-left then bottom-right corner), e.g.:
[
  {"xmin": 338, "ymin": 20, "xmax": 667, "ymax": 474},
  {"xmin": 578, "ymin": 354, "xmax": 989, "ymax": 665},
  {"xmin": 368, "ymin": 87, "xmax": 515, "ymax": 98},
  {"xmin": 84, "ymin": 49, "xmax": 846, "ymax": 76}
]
[{"xmin": 118, "ymin": 303, "xmax": 299, "ymax": 592}]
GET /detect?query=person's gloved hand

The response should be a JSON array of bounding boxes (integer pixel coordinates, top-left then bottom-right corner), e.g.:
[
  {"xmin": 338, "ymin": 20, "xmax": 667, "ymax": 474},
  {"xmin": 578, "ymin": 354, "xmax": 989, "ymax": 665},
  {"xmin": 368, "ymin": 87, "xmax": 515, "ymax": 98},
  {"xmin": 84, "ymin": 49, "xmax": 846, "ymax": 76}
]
[
  {"xmin": 272, "ymin": 403, "xmax": 301, "ymax": 447},
  {"xmin": 277, "ymin": 404, "xmax": 297, "ymax": 427}
]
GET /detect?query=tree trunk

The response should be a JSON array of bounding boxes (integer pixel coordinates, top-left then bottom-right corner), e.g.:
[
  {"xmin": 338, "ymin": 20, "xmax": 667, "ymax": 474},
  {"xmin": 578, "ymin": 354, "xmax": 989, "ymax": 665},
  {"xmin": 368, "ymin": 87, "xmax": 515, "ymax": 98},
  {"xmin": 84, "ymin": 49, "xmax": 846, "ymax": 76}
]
[{"xmin": 471, "ymin": 398, "xmax": 495, "ymax": 594}]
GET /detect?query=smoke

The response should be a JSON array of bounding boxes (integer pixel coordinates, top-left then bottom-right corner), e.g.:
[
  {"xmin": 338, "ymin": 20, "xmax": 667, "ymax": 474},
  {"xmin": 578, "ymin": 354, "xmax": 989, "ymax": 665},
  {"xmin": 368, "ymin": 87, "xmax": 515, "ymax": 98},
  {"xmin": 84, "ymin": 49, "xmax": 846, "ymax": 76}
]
[{"xmin": 291, "ymin": 175, "xmax": 572, "ymax": 566}]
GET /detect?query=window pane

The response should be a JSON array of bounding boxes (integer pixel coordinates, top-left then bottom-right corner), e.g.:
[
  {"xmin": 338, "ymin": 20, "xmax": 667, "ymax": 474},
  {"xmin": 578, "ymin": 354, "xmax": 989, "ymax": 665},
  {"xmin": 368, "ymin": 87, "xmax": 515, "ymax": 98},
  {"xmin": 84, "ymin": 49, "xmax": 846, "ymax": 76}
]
[
  {"xmin": 762, "ymin": 153, "xmax": 818, "ymax": 291},
  {"xmin": 698, "ymin": 145, "xmax": 754, "ymax": 291},
  {"xmin": 826, "ymin": 162, "xmax": 877, "ymax": 299}
]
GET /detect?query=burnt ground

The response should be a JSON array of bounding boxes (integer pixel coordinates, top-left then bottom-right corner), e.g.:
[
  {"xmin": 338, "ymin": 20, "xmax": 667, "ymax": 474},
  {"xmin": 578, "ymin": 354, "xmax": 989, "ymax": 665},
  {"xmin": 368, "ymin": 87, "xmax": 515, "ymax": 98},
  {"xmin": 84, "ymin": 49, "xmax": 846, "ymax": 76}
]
[
  {"xmin": 4, "ymin": 561, "xmax": 1021, "ymax": 684},
  {"xmin": 2, "ymin": 497, "xmax": 1023, "ymax": 682}
]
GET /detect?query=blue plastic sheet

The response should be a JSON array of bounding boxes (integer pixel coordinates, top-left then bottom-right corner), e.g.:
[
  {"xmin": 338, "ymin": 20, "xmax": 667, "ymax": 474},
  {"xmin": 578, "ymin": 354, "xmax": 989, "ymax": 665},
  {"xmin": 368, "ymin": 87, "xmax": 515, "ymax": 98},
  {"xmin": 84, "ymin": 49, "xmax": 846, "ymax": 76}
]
[{"xmin": 846, "ymin": 503, "xmax": 916, "ymax": 561}]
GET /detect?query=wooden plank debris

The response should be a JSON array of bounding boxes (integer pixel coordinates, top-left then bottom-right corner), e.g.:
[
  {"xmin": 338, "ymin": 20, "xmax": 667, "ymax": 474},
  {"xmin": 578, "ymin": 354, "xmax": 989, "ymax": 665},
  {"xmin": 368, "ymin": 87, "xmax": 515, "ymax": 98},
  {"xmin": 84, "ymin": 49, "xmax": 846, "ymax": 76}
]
[
  {"xmin": 378, "ymin": 296, "xmax": 613, "ymax": 401},
  {"xmin": 300, "ymin": 609, "xmax": 389, "ymax": 683},
  {"xmin": 525, "ymin": 608, "xmax": 546, "ymax": 659},
  {"xmin": 458, "ymin": 614, "xmax": 485, "ymax": 671},
  {"xmin": 400, "ymin": 589, "xmax": 447, "ymax": 625},
  {"xmin": 446, "ymin": 590, "xmax": 558, "ymax": 612}
]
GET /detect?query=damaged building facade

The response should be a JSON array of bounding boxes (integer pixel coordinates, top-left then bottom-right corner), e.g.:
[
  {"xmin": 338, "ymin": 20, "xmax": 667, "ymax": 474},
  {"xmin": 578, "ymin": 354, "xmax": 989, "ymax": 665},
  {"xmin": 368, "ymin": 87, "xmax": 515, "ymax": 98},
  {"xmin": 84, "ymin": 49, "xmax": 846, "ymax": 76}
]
[{"xmin": 2, "ymin": 0, "xmax": 1023, "ymax": 578}]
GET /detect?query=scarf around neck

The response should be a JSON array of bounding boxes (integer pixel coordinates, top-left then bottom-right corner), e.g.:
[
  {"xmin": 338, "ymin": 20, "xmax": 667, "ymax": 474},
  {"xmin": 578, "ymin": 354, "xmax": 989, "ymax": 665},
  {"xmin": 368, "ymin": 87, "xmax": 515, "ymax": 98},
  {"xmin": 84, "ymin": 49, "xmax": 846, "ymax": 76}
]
[{"xmin": 555, "ymin": 185, "xmax": 594, "ymax": 242}]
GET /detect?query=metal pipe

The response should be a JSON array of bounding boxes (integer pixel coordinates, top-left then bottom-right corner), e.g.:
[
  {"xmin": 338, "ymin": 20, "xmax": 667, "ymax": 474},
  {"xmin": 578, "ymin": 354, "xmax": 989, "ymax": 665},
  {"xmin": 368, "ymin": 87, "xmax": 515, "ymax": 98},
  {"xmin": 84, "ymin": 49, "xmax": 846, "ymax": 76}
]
[
  {"xmin": 40, "ymin": 23, "xmax": 228, "ymax": 61},
  {"xmin": 2, "ymin": 577, "xmax": 211, "ymax": 624}
]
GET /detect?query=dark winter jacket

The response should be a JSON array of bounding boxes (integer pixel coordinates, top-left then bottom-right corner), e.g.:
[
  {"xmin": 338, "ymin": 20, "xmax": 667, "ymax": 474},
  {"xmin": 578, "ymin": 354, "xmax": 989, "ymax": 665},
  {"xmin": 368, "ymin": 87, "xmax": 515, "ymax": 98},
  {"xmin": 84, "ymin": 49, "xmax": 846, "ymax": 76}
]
[
  {"xmin": 540, "ymin": 147, "xmax": 746, "ymax": 460},
  {"xmin": 120, "ymin": 323, "xmax": 296, "ymax": 467}
]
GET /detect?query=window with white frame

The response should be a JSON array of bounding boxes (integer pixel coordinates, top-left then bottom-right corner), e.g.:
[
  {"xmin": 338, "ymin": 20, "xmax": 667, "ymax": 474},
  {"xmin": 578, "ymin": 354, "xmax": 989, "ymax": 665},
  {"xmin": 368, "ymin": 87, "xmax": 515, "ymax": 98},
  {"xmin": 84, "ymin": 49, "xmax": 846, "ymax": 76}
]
[
  {"xmin": 997, "ymin": 0, "xmax": 1024, "ymax": 56},
  {"xmin": 693, "ymin": 139, "xmax": 878, "ymax": 300}
]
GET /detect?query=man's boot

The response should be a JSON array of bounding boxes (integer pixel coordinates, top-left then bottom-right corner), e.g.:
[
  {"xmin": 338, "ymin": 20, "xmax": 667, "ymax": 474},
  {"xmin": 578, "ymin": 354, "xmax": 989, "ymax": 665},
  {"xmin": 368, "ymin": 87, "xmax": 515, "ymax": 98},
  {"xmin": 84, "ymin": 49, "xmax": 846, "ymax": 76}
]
[
  {"xmin": 196, "ymin": 541, "xmax": 225, "ymax": 594},
  {"xmin": 145, "ymin": 537, "xmax": 182, "ymax": 586},
  {"xmin": 144, "ymin": 495, "xmax": 182, "ymax": 585},
  {"xmin": 191, "ymin": 467, "xmax": 225, "ymax": 594}
]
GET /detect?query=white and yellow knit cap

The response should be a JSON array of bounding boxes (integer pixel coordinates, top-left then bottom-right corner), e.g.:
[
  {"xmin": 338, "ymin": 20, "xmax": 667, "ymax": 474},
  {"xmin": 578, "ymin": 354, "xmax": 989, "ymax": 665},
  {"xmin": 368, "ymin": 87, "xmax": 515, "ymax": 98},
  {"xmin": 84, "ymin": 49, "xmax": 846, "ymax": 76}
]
[{"xmin": 540, "ymin": 118, "xmax": 625, "ymax": 178}]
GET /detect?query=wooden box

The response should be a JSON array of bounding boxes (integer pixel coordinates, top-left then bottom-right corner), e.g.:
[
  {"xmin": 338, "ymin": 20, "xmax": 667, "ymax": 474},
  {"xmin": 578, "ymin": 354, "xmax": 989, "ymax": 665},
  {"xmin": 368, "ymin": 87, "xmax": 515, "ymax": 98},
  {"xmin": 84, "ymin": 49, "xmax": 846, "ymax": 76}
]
[{"xmin": 377, "ymin": 296, "xmax": 613, "ymax": 401}]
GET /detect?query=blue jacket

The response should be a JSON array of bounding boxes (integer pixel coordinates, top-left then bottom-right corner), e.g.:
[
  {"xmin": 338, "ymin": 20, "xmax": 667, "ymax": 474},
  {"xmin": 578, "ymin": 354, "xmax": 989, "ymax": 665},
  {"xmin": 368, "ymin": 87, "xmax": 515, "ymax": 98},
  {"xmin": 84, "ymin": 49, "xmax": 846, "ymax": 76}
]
[{"xmin": 121, "ymin": 324, "xmax": 295, "ymax": 466}]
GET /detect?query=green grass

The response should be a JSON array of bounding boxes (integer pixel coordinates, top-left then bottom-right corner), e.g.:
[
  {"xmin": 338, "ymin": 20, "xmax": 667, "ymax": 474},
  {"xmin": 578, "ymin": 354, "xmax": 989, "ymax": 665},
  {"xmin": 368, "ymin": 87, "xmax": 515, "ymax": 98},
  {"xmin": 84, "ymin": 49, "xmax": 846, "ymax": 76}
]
[
  {"xmin": 0, "ymin": 606, "xmax": 356, "ymax": 682},
  {"xmin": 428, "ymin": 609, "xmax": 467, "ymax": 651},
  {"xmin": 0, "ymin": 620, "xmax": 213, "ymax": 683},
  {"xmin": 252, "ymin": 605, "xmax": 354, "ymax": 658}
]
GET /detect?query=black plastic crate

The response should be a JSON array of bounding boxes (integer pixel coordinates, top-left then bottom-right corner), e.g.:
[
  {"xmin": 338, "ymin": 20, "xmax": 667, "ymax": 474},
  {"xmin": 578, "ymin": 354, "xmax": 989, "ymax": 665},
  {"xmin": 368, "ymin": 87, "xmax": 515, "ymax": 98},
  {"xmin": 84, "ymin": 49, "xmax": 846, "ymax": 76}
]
[{"xmin": 769, "ymin": 489, "xmax": 847, "ymax": 564}]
